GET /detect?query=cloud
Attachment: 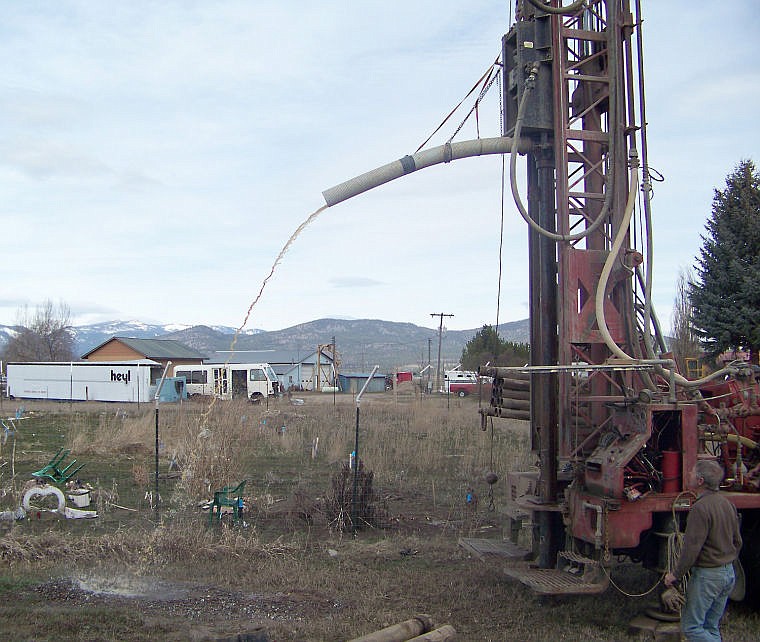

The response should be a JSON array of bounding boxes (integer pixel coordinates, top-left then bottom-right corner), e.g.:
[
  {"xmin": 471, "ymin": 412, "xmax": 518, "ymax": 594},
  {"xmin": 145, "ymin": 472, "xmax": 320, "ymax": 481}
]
[
  {"xmin": 330, "ymin": 277, "xmax": 384, "ymax": 288},
  {"xmin": 0, "ymin": 139, "xmax": 113, "ymax": 181}
]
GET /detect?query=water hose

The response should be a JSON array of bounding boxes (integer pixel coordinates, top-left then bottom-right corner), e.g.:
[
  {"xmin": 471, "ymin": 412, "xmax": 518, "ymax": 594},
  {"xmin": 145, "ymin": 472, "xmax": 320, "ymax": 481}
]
[
  {"xmin": 526, "ymin": 0, "xmax": 586, "ymax": 15},
  {"xmin": 509, "ymin": 61, "xmax": 616, "ymax": 242},
  {"xmin": 322, "ymin": 136, "xmax": 531, "ymax": 207}
]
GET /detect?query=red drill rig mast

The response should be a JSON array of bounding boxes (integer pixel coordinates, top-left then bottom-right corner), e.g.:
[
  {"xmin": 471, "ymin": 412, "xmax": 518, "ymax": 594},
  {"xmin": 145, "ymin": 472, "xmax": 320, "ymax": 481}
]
[{"xmin": 480, "ymin": 0, "xmax": 760, "ymax": 599}]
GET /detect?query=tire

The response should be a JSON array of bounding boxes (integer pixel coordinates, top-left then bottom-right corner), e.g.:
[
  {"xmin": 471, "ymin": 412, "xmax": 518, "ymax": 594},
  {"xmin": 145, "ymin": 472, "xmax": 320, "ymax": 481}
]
[
  {"xmin": 249, "ymin": 392, "xmax": 263, "ymax": 403},
  {"xmin": 457, "ymin": 390, "xmax": 467, "ymax": 398},
  {"xmin": 739, "ymin": 509, "xmax": 760, "ymax": 607}
]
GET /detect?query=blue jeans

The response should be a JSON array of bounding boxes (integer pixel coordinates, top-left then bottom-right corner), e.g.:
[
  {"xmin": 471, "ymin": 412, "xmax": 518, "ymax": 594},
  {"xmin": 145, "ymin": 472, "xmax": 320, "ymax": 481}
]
[{"xmin": 681, "ymin": 564, "xmax": 735, "ymax": 642}]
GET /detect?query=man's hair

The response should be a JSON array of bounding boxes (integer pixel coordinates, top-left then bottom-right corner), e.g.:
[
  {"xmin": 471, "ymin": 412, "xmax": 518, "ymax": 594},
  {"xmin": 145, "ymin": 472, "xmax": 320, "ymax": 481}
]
[{"xmin": 696, "ymin": 459, "xmax": 724, "ymax": 490}]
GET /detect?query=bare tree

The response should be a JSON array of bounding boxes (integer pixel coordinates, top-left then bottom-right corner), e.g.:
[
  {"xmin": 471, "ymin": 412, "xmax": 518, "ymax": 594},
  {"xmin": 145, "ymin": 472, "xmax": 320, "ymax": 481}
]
[
  {"xmin": 671, "ymin": 268, "xmax": 701, "ymax": 374},
  {"xmin": 1, "ymin": 300, "xmax": 76, "ymax": 362}
]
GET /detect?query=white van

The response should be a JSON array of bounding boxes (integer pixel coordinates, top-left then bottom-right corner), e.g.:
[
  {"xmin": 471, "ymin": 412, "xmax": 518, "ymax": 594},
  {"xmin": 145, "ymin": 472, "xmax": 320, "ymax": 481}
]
[{"xmin": 175, "ymin": 363, "xmax": 279, "ymax": 401}]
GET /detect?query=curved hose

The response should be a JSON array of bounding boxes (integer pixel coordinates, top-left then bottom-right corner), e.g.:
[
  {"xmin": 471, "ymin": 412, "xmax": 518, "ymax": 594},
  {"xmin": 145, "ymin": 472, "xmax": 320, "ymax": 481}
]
[
  {"xmin": 509, "ymin": 62, "xmax": 616, "ymax": 242},
  {"xmin": 703, "ymin": 432, "xmax": 758, "ymax": 451},
  {"xmin": 322, "ymin": 136, "xmax": 532, "ymax": 207},
  {"xmin": 526, "ymin": 0, "xmax": 586, "ymax": 15},
  {"xmin": 595, "ymin": 152, "xmax": 640, "ymax": 362}
]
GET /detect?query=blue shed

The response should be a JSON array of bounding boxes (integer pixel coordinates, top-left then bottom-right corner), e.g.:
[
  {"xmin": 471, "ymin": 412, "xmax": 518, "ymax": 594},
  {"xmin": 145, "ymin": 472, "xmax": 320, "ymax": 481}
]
[
  {"xmin": 153, "ymin": 377, "xmax": 188, "ymax": 402},
  {"xmin": 338, "ymin": 372, "xmax": 387, "ymax": 394}
]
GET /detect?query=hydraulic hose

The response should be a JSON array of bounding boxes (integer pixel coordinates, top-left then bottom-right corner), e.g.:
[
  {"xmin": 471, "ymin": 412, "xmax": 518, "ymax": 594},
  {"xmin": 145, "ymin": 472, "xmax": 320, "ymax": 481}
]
[
  {"xmin": 704, "ymin": 432, "xmax": 758, "ymax": 451},
  {"xmin": 635, "ymin": 265, "xmax": 668, "ymax": 354},
  {"xmin": 526, "ymin": 0, "xmax": 586, "ymax": 15},
  {"xmin": 595, "ymin": 151, "xmax": 640, "ymax": 363},
  {"xmin": 633, "ymin": 0, "xmax": 658, "ymax": 364},
  {"xmin": 509, "ymin": 62, "xmax": 616, "ymax": 243},
  {"xmin": 322, "ymin": 136, "xmax": 532, "ymax": 207}
]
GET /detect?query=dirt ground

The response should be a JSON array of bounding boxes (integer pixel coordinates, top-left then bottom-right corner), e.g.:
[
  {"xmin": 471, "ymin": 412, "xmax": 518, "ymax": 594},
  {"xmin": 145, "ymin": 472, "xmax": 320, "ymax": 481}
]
[
  {"xmin": 2, "ymin": 397, "xmax": 760, "ymax": 641},
  {"xmin": 7, "ymin": 509, "xmax": 760, "ymax": 642}
]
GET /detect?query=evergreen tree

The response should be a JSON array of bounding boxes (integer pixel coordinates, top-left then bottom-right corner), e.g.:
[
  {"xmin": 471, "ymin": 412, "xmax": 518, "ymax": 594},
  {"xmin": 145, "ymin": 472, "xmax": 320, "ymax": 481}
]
[
  {"xmin": 671, "ymin": 267, "xmax": 701, "ymax": 373},
  {"xmin": 690, "ymin": 160, "xmax": 760, "ymax": 363},
  {"xmin": 460, "ymin": 324, "xmax": 530, "ymax": 371}
]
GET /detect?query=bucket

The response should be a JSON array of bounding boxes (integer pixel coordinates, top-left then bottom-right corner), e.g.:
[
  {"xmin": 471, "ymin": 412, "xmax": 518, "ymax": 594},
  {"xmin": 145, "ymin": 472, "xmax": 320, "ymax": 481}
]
[
  {"xmin": 67, "ymin": 490, "xmax": 91, "ymax": 508},
  {"xmin": 661, "ymin": 451, "xmax": 681, "ymax": 493}
]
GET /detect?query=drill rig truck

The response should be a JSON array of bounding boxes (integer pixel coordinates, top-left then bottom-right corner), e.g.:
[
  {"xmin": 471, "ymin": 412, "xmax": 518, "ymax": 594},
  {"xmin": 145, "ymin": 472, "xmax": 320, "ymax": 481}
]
[
  {"xmin": 477, "ymin": 0, "xmax": 760, "ymax": 603},
  {"xmin": 323, "ymin": 0, "xmax": 760, "ymax": 606}
]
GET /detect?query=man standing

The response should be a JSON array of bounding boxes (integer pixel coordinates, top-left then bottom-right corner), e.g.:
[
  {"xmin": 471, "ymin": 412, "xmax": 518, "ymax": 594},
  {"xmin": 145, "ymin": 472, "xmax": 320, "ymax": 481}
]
[{"xmin": 664, "ymin": 459, "xmax": 742, "ymax": 641}]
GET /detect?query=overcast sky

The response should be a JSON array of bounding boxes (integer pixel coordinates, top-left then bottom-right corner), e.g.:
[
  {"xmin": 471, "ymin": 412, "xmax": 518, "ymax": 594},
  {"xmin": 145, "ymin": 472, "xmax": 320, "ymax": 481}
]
[{"xmin": 2, "ymin": 1, "xmax": 758, "ymax": 333}]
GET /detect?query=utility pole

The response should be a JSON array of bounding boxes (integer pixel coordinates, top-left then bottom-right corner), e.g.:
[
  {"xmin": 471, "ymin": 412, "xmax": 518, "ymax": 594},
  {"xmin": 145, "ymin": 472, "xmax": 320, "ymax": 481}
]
[
  {"xmin": 430, "ymin": 313, "xmax": 453, "ymax": 393},
  {"xmin": 427, "ymin": 338, "xmax": 432, "ymax": 394},
  {"xmin": 332, "ymin": 335, "xmax": 337, "ymax": 404}
]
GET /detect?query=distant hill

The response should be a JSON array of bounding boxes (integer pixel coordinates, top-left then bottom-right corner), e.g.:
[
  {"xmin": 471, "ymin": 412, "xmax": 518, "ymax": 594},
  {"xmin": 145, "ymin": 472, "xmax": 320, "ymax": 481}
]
[
  {"xmin": 0, "ymin": 318, "xmax": 529, "ymax": 373},
  {"xmin": 163, "ymin": 318, "xmax": 530, "ymax": 371}
]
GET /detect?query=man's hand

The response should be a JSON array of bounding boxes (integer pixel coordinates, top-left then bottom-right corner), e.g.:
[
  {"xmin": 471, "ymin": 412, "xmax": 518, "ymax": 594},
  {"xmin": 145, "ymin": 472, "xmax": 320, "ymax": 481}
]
[
  {"xmin": 661, "ymin": 586, "xmax": 686, "ymax": 613},
  {"xmin": 663, "ymin": 571, "xmax": 676, "ymax": 587}
]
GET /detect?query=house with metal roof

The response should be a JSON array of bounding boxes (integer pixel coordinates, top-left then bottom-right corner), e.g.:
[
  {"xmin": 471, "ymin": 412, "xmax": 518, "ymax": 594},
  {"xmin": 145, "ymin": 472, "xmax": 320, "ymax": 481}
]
[
  {"xmin": 204, "ymin": 348, "xmax": 336, "ymax": 392},
  {"xmin": 81, "ymin": 337, "xmax": 207, "ymax": 376}
]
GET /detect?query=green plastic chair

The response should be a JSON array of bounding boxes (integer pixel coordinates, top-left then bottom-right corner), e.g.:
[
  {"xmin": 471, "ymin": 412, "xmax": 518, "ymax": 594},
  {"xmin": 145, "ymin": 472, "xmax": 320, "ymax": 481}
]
[
  {"xmin": 208, "ymin": 480, "xmax": 247, "ymax": 525},
  {"xmin": 31, "ymin": 448, "xmax": 85, "ymax": 485}
]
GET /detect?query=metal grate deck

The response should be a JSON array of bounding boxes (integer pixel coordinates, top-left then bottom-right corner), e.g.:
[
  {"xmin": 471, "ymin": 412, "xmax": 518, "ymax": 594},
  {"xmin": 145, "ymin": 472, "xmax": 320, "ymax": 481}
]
[{"xmin": 504, "ymin": 567, "xmax": 609, "ymax": 595}]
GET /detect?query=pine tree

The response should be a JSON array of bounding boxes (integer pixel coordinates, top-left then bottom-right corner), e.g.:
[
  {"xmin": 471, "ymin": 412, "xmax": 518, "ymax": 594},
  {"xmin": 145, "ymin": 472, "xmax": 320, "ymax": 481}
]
[
  {"xmin": 460, "ymin": 324, "xmax": 530, "ymax": 370},
  {"xmin": 690, "ymin": 160, "xmax": 760, "ymax": 363}
]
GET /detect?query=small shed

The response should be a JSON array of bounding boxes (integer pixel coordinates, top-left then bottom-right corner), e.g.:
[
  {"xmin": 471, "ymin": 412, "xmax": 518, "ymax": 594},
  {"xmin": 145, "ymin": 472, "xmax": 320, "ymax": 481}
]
[{"xmin": 338, "ymin": 372, "xmax": 387, "ymax": 394}]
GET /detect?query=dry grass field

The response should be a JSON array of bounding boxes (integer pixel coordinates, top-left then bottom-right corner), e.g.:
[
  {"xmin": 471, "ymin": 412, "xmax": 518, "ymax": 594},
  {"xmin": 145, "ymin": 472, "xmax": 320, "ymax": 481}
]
[{"xmin": 1, "ymin": 393, "xmax": 759, "ymax": 641}]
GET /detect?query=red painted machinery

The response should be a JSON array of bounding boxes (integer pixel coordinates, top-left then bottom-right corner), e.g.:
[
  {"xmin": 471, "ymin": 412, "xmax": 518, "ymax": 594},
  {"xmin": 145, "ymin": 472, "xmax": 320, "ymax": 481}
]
[{"xmin": 480, "ymin": 0, "xmax": 760, "ymax": 602}]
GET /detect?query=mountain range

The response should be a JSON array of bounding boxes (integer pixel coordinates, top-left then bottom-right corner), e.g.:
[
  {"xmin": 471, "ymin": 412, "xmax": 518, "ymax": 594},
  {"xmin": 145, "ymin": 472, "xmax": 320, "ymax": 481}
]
[{"xmin": 0, "ymin": 318, "xmax": 530, "ymax": 372}]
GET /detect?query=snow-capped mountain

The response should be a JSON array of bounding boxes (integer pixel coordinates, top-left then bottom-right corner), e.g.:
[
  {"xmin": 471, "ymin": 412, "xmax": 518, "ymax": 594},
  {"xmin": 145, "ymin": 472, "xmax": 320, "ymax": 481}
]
[
  {"xmin": 0, "ymin": 324, "xmax": 18, "ymax": 348},
  {"xmin": 71, "ymin": 320, "xmax": 264, "ymax": 355},
  {"xmin": 0, "ymin": 320, "xmax": 264, "ymax": 358},
  {"xmin": 71, "ymin": 320, "xmax": 189, "ymax": 354}
]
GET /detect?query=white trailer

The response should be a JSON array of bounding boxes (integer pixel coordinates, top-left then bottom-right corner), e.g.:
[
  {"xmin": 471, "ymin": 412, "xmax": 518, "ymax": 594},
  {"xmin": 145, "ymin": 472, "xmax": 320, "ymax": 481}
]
[
  {"xmin": 175, "ymin": 363, "xmax": 279, "ymax": 401},
  {"xmin": 6, "ymin": 360, "xmax": 160, "ymax": 402},
  {"xmin": 443, "ymin": 369, "xmax": 479, "ymax": 396}
]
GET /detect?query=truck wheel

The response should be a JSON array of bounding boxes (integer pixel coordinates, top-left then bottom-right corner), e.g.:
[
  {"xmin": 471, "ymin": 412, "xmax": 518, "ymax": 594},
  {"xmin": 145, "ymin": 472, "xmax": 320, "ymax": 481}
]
[
  {"xmin": 458, "ymin": 390, "xmax": 467, "ymax": 398},
  {"xmin": 249, "ymin": 392, "xmax": 263, "ymax": 403},
  {"xmin": 740, "ymin": 510, "xmax": 760, "ymax": 607}
]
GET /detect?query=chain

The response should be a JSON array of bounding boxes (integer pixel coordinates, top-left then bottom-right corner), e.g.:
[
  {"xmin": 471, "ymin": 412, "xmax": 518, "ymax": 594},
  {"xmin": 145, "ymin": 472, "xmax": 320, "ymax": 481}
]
[
  {"xmin": 497, "ymin": 60, "xmax": 503, "ymax": 135},
  {"xmin": 447, "ymin": 71, "xmax": 500, "ymax": 144},
  {"xmin": 603, "ymin": 505, "xmax": 611, "ymax": 562}
]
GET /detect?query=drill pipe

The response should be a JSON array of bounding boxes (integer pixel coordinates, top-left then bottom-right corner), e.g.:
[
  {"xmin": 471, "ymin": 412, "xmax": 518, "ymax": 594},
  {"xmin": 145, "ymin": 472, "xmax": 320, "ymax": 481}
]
[{"xmin": 348, "ymin": 614, "xmax": 435, "ymax": 642}]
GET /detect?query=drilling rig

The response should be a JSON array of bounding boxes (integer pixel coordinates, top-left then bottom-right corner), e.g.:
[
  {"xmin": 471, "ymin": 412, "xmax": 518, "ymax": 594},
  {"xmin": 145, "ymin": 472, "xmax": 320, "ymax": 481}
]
[
  {"xmin": 478, "ymin": 0, "xmax": 760, "ymax": 602},
  {"xmin": 322, "ymin": 0, "xmax": 760, "ymax": 606}
]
